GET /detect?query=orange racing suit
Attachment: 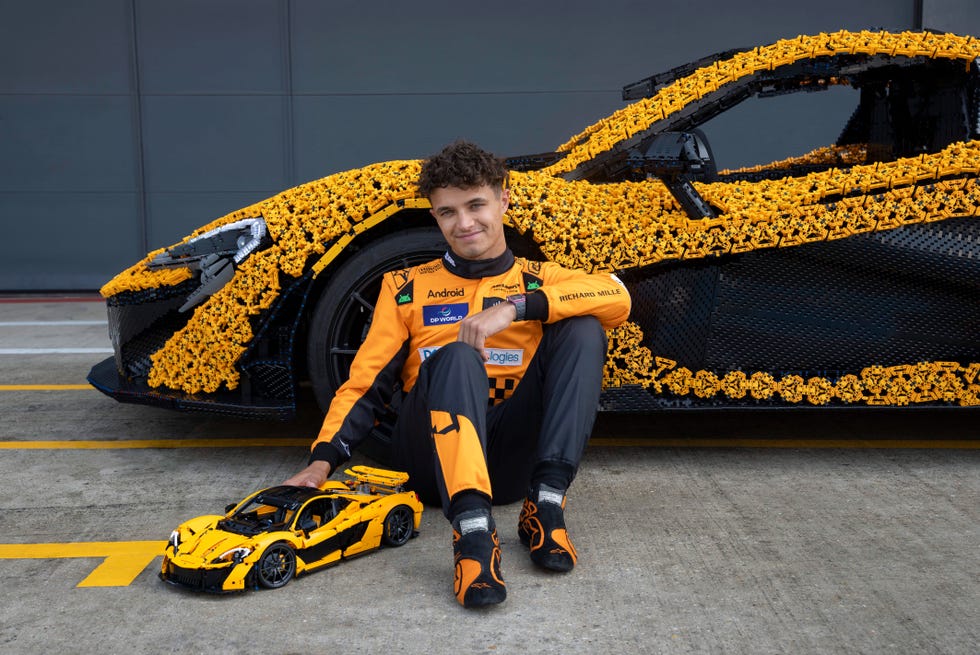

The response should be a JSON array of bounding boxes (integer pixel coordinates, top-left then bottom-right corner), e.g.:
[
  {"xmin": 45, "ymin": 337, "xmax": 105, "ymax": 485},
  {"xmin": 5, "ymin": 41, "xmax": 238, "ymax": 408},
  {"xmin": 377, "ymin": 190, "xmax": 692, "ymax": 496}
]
[{"xmin": 310, "ymin": 249, "xmax": 631, "ymax": 506}]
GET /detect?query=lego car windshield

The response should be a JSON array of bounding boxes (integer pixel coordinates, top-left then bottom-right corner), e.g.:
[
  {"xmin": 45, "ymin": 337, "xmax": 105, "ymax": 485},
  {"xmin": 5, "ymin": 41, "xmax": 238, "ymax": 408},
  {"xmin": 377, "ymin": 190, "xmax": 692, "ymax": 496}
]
[{"xmin": 219, "ymin": 493, "xmax": 301, "ymax": 535}]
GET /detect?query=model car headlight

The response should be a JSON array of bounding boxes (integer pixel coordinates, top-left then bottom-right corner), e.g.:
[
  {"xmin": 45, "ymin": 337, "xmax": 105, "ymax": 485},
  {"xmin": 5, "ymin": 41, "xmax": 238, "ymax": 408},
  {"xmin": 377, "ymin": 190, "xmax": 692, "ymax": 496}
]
[
  {"xmin": 147, "ymin": 217, "xmax": 271, "ymax": 312},
  {"xmin": 212, "ymin": 546, "xmax": 252, "ymax": 564},
  {"xmin": 168, "ymin": 530, "xmax": 180, "ymax": 551}
]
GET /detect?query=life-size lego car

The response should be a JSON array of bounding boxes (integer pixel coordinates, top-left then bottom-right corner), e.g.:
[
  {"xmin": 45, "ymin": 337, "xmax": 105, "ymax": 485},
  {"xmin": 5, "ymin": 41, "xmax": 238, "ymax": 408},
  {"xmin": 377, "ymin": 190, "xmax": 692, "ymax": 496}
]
[
  {"xmin": 90, "ymin": 30, "xmax": 980, "ymax": 443},
  {"xmin": 160, "ymin": 466, "xmax": 423, "ymax": 592}
]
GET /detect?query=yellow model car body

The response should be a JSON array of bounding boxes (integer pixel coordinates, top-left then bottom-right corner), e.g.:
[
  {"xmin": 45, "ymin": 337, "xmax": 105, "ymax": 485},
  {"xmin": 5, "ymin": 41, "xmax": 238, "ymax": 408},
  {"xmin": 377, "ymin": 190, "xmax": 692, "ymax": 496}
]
[{"xmin": 161, "ymin": 467, "xmax": 423, "ymax": 592}]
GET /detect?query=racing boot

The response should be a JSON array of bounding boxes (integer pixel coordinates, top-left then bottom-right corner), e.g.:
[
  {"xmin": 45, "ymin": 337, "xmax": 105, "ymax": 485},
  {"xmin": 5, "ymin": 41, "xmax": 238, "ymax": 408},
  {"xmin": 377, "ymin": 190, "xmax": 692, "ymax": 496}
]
[
  {"xmin": 452, "ymin": 509, "xmax": 506, "ymax": 608},
  {"xmin": 518, "ymin": 483, "xmax": 577, "ymax": 572}
]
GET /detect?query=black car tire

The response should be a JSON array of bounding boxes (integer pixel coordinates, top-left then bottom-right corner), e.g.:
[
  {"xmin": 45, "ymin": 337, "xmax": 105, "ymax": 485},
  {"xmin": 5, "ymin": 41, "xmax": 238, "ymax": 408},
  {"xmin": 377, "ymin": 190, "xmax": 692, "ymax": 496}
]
[
  {"xmin": 256, "ymin": 542, "xmax": 296, "ymax": 589},
  {"xmin": 307, "ymin": 227, "xmax": 447, "ymax": 408},
  {"xmin": 382, "ymin": 505, "xmax": 415, "ymax": 547},
  {"xmin": 306, "ymin": 227, "xmax": 447, "ymax": 461}
]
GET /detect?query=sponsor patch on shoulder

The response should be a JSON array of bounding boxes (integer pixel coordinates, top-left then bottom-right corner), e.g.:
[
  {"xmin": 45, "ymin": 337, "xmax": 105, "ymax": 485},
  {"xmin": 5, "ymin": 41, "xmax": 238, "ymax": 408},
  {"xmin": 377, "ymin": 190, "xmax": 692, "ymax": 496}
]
[
  {"xmin": 423, "ymin": 303, "xmax": 469, "ymax": 325},
  {"xmin": 395, "ymin": 279, "xmax": 414, "ymax": 304}
]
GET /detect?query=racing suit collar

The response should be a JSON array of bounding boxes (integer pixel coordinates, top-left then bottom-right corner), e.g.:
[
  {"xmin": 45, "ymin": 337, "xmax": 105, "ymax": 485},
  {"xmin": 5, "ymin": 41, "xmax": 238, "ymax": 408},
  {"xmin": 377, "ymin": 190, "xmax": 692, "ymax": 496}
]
[{"xmin": 442, "ymin": 248, "xmax": 515, "ymax": 279}]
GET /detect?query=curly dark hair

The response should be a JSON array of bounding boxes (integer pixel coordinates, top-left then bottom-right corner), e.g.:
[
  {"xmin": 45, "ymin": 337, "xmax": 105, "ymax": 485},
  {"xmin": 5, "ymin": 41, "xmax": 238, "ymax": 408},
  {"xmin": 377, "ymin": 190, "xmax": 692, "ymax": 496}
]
[{"xmin": 417, "ymin": 140, "xmax": 508, "ymax": 198}]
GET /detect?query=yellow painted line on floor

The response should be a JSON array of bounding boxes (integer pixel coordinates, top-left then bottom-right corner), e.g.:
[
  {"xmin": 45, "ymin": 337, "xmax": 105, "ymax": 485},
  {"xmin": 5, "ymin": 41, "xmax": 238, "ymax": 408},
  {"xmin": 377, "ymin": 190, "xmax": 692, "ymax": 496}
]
[
  {"xmin": 0, "ymin": 438, "xmax": 310, "ymax": 449},
  {"xmin": 588, "ymin": 437, "xmax": 980, "ymax": 449},
  {"xmin": 0, "ymin": 384, "xmax": 92, "ymax": 391},
  {"xmin": 0, "ymin": 541, "xmax": 164, "ymax": 587},
  {"xmin": 0, "ymin": 348, "xmax": 113, "ymax": 354},
  {"xmin": 1, "ymin": 437, "xmax": 975, "ymax": 451}
]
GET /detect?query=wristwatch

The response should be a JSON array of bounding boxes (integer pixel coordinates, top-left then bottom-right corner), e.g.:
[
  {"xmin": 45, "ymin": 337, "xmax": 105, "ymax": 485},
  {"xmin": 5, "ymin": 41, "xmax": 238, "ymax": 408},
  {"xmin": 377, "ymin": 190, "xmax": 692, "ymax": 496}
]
[{"xmin": 505, "ymin": 293, "xmax": 527, "ymax": 321}]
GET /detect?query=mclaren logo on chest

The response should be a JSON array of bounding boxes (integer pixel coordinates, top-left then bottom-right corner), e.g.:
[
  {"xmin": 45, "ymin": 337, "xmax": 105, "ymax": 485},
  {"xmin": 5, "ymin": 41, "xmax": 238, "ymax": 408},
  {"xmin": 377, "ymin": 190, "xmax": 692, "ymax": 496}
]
[{"xmin": 490, "ymin": 282, "xmax": 521, "ymax": 294}]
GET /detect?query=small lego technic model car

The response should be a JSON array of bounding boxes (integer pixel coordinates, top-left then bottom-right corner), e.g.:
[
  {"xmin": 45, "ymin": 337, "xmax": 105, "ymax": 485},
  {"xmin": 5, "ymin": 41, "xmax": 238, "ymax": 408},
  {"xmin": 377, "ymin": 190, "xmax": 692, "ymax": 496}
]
[{"xmin": 160, "ymin": 466, "xmax": 423, "ymax": 592}]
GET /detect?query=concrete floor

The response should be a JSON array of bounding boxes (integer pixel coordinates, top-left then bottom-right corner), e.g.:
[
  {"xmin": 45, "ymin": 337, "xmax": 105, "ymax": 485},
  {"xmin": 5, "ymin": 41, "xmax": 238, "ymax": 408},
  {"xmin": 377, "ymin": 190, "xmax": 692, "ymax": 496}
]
[{"xmin": 1, "ymin": 296, "xmax": 978, "ymax": 654}]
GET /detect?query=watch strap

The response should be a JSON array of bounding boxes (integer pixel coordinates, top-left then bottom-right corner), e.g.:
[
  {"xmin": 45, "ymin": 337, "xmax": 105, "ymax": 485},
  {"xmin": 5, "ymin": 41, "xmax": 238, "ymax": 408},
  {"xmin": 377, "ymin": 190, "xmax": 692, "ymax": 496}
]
[{"xmin": 506, "ymin": 293, "xmax": 527, "ymax": 321}]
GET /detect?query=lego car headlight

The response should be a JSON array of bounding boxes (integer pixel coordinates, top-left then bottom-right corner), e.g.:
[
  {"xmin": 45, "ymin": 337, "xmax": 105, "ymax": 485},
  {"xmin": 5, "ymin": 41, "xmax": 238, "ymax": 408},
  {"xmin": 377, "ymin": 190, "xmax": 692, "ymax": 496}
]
[
  {"xmin": 147, "ymin": 217, "xmax": 271, "ymax": 312},
  {"xmin": 212, "ymin": 546, "xmax": 252, "ymax": 564}
]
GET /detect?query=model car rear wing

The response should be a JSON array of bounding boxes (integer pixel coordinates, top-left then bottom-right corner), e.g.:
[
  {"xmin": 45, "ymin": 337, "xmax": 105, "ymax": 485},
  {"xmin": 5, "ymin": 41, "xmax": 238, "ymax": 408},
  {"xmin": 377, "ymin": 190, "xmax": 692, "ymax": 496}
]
[{"xmin": 343, "ymin": 466, "xmax": 410, "ymax": 494}]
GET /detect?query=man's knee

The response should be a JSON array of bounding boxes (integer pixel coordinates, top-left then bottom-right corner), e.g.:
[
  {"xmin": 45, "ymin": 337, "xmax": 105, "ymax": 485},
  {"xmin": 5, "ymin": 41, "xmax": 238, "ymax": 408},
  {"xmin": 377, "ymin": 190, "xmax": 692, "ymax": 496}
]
[
  {"xmin": 429, "ymin": 341, "xmax": 483, "ymax": 363},
  {"xmin": 549, "ymin": 315, "xmax": 606, "ymax": 352},
  {"xmin": 415, "ymin": 341, "xmax": 490, "ymax": 408},
  {"xmin": 423, "ymin": 341, "xmax": 485, "ymax": 374}
]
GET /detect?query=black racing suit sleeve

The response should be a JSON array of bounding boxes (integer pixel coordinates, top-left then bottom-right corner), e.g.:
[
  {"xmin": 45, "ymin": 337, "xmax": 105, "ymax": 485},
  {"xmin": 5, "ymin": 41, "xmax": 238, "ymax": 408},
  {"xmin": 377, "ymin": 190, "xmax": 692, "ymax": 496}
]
[
  {"xmin": 524, "ymin": 290, "xmax": 549, "ymax": 322},
  {"xmin": 309, "ymin": 276, "xmax": 410, "ymax": 471},
  {"xmin": 308, "ymin": 340, "xmax": 409, "ymax": 470}
]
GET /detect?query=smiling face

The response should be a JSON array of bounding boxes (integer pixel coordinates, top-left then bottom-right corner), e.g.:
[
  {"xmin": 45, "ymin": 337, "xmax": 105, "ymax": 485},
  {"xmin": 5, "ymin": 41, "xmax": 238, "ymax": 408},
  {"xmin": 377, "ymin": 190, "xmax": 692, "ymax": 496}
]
[{"xmin": 429, "ymin": 184, "xmax": 510, "ymax": 261}]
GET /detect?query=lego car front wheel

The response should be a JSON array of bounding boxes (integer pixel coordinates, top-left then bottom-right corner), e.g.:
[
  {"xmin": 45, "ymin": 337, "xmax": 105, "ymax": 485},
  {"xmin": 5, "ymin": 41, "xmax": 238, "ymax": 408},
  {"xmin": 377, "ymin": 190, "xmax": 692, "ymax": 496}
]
[{"xmin": 256, "ymin": 542, "xmax": 296, "ymax": 589}]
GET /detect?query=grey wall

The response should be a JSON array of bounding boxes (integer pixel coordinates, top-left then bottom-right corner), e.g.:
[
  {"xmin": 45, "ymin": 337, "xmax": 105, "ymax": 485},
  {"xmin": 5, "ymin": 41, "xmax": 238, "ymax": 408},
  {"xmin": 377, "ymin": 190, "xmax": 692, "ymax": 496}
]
[{"xmin": 0, "ymin": 0, "xmax": 948, "ymax": 289}]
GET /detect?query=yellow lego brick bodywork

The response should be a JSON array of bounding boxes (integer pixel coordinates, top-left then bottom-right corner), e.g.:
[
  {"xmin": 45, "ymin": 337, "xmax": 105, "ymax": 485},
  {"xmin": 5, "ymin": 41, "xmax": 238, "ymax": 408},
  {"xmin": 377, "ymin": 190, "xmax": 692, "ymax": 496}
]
[{"xmin": 100, "ymin": 30, "xmax": 980, "ymax": 408}]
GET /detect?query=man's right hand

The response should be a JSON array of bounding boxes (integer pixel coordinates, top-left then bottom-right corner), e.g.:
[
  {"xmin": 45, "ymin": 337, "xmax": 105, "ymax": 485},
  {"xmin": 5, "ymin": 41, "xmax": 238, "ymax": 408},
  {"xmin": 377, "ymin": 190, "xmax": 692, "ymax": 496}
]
[
  {"xmin": 457, "ymin": 299, "xmax": 517, "ymax": 361},
  {"xmin": 283, "ymin": 460, "xmax": 332, "ymax": 489}
]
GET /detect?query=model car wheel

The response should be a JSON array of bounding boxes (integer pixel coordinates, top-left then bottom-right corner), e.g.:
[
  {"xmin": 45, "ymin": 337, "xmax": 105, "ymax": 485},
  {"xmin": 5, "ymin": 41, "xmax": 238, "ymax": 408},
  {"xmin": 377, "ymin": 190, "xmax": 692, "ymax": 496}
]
[
  {"xmin": 256, "ymin": 542, "xmax": 296, "ymax": 589},
  {"xmin": 382, "ymin": 505, "xmax": 415, "ymax": 547}
]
